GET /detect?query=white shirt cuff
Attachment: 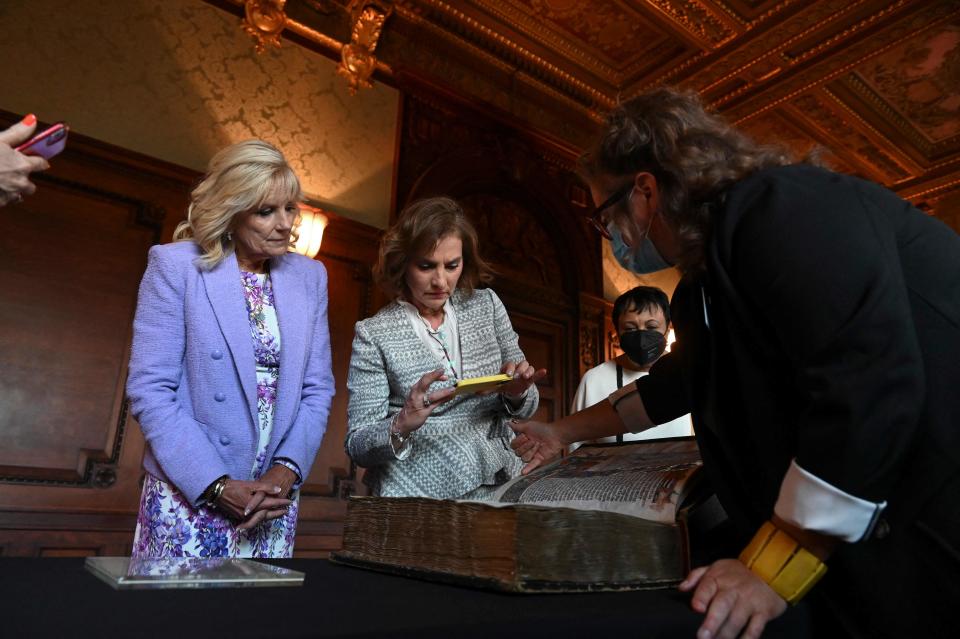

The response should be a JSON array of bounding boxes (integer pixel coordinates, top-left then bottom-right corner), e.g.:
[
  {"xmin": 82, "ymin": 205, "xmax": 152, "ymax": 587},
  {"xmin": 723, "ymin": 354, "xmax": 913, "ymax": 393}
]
[
  {"xmin": 607, "ymin": 385, "xmax": 647, "ymax": 434},
  {"xmin": 774, "ymin": 459, "xmax": 886, "ymax": 543}
]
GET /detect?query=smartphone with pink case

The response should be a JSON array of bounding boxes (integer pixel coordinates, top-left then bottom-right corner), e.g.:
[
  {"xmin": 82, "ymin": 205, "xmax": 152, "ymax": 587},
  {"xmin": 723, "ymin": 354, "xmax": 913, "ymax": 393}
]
[{"xmin": 16, "ymin": 122, "xmax": 69, "ymax": 159}]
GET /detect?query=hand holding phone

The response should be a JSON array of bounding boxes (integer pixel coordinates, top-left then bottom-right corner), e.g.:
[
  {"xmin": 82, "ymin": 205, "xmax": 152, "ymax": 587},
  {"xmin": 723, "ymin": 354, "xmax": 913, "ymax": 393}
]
[
  {"xmin": 0, "ymin": 115, "xmax": 54, "ymax": 206},
  {"xmin": 454, "ymin": 373, "xmax": 513, "ymax": 396},
  {"xmin": 16, "ymin": 122, "xmax": 69, "ymax": 160}
]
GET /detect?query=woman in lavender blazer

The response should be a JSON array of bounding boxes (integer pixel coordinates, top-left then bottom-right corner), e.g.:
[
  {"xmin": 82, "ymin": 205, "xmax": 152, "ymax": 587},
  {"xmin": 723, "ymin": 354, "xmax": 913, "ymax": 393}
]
[{"xmin": 126, "ymin": 140, "xmax": 334, "ymax": 558}]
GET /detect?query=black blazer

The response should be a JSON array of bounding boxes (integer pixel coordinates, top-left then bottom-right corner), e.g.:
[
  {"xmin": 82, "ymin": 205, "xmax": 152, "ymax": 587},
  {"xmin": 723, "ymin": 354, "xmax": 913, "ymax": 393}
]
[{"xmin": 637, "ymin": 165, "xmax": 960, "ymax": 544}]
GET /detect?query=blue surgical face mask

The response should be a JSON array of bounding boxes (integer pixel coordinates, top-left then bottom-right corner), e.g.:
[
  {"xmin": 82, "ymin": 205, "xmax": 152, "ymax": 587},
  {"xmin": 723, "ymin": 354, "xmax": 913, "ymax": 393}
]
[{"xmin": 607, "ymin": 221, "xmax": 670, "ymax": 274}]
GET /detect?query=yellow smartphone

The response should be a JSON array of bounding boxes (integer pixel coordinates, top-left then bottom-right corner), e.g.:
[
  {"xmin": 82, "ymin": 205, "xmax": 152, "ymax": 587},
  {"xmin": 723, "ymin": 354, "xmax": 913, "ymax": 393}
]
[{"xmin": 454, "ymin": 373, "xmax": 512, "ymax": 396}]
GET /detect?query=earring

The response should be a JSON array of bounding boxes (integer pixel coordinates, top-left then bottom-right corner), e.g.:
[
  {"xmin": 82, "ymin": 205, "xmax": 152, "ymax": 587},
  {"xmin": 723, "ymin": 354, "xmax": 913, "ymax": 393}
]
[{"xmin": 226, "ymin": 231, "xmax": 233, "ymax": 241}]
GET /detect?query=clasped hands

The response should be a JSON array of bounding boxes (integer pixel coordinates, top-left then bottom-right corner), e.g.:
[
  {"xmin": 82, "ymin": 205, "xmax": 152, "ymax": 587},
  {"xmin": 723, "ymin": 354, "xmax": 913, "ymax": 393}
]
[
  {"xmin": 214, "ymin": 464, "xmax": 298, "ymax": 531},
  {"xmin": 391, "ymin": 361, "xmax": 547, "ymax": 438}
]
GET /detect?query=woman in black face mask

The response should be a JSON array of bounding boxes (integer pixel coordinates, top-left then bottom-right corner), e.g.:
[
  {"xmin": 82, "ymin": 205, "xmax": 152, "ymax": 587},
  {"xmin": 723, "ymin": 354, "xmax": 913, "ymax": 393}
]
[
  {"xmin": 570, "ymin": 286, "xmax": 692, "ymax": 443},
  {"xmin": 510, "ymin": 87, "xmax": 959, "ymax": 639}
]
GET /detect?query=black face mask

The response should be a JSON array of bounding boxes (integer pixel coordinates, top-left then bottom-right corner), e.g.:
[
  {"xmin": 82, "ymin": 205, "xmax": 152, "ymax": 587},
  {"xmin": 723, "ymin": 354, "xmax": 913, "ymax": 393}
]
[{"xmin": 619, "ymin": 329, "xmax": 667, "ymax": 367}]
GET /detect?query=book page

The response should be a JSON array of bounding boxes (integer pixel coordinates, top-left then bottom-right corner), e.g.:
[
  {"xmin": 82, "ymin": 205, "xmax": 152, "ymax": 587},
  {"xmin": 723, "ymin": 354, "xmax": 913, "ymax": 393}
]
[{"xmin": 486, "ymin": 439, "xmax": 701, "ymax": 524}]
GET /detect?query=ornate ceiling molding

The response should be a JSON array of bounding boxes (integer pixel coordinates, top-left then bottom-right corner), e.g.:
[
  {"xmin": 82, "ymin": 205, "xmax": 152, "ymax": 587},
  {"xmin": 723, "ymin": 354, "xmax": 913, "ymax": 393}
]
[
  {"xmin": 211, "ymin": 0, "xmax": 960, "ymax": 226},
  {"xmin": 643, "ymin": 0, "xmax": 801, "ymax": 90},
  {"xmin": 694, "ymin": 0, "xmax": 905, "ymax": 98},
  {"xmin": 644, "ymin": 0, "xmax": 740, "ymax": 49},
  {"xmin": 394, "ymin": 1, "xmax": 615, "ymax": 110},
  {"xmin": 725, "ymin": 2, "xmax": 957, "ymax": 123},
  {"xmin": 790, "ymin": 92, "xmax": 913, "ymax": 183},
  {"xmin": 837, "ymin": 73, "xmax": 955, "ymax": 160}
]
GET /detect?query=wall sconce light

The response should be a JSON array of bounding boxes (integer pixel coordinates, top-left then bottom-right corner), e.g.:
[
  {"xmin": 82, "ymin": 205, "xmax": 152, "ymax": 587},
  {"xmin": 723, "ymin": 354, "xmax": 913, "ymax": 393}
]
[{"xmin": 292, "ymin": 204, "xmax": 329, "ymax": 259}]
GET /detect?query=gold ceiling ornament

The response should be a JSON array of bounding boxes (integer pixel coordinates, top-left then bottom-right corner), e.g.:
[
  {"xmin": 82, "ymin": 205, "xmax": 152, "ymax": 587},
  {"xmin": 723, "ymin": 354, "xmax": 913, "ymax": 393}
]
[
  {"xmin": 242, "ymin": 0, "xmax": 288, "ymax": 54},
  {"xmin": 337, "ymin": 1, "xmax": 393, "ymax": 95}
]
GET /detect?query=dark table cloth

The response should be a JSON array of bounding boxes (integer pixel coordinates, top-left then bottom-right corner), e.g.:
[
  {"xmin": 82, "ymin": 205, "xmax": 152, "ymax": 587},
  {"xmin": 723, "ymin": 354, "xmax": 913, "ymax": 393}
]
[{"xmin": 2, "ymin": 558, "xmax": 811, "ymax": 638}]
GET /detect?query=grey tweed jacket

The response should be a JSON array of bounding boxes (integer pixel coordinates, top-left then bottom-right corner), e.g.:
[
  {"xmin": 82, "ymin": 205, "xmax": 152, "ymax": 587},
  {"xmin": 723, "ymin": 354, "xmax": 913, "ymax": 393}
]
[{"xmin": 345, "ymin": 287, "xmax": 538, "ymax": 498}]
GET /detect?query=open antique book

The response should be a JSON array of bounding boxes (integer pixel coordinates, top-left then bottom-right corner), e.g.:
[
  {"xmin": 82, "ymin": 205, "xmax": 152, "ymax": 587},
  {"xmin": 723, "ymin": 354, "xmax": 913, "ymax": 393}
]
[{"xmin": 331, "ymin": 438, "xmax": 719, "ymax": 593}]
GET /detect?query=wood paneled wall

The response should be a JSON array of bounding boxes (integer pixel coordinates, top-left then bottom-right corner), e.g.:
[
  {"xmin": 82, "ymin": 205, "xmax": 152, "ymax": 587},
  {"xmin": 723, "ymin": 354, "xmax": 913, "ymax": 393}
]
[{"xmin": 0, "ymin": 114, "xmax": 193, "ymax": 556}]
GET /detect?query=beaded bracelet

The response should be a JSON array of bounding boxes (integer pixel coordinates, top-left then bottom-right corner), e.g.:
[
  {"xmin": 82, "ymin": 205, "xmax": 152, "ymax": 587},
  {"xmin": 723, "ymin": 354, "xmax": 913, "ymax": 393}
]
[{"xmin": 739, "ymin": 521, "xmax": 827, "ymax": 605}]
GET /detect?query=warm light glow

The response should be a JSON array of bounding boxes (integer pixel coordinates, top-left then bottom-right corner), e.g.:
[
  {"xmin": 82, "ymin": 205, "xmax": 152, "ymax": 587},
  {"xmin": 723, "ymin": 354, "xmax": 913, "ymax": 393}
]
[
  {"xmin": 292, "ymin": 204, "xmax": 329, "ymax": 259},
  {"xmin": 665, "ymin": 328, "xmax": 677, "ymax": 353}
]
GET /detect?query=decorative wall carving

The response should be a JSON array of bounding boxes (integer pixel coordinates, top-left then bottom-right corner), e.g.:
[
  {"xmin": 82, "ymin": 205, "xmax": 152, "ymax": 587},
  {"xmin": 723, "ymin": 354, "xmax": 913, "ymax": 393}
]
[
  {"xmin": 459, "ymin": 193, "xmax": 562, "ymax": 290},
  {"xmin": 242, "ymin": 0, "xmax": 288, "ymax": 52},
  {"xmin": 338, "ymin": 1, "xmax": 394, "ymax": 94},
  {"xmin": 579, "ymin": 323, "xmax": 597, "ymax": 373}
]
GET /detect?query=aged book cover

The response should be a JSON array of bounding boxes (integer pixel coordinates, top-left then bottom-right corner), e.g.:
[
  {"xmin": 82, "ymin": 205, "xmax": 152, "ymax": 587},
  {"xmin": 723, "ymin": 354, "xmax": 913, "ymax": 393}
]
[{"xmin": 331, "ymin": 438, "xmax": 713, "ymax": 593}]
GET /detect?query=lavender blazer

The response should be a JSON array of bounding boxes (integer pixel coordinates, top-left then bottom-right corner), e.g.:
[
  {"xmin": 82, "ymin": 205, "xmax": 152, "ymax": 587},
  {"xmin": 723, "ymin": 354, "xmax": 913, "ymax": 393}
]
[{"xmin": 126, "ymin": 241, "xmax": 335, "ymax": 505}]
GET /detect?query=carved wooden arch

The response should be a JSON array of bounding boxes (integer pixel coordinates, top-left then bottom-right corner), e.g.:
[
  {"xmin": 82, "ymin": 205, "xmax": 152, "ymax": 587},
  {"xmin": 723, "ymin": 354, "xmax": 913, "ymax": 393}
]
[{"xmin": 401, "ymin": 144, "xmax": 592, "ymax": 305}]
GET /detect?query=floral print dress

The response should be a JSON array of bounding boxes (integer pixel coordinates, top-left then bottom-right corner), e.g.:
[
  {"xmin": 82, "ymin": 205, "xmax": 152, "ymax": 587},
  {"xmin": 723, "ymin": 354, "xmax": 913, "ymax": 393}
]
[{"xmin": 132, "ymin": 271, "xmax": 299, "ymax": 558}]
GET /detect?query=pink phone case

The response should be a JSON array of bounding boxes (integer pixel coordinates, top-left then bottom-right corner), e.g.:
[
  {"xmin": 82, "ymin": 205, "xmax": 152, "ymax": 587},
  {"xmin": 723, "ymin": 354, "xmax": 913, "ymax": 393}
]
[{"xmin": 16, "ymin": 122, "xmax": 69, "ymax": 159}]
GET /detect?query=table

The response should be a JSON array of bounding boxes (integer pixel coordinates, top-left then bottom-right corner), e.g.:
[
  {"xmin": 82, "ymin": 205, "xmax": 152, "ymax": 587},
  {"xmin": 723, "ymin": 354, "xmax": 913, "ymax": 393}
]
[{"xmin": 2, "ymin": 558, "xmax": 811, "ymax": 638}]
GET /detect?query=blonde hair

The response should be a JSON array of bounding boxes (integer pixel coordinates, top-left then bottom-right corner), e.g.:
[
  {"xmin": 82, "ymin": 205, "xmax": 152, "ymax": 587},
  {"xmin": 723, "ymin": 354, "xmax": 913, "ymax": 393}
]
[
  {"xmin": 373, "ymin": 197, "xmax": 494, "ymax": 299},
  {"xmin": 580, "ymin": 88, "xmax": 796, "ymax": 274},
  {"xmin": 174, "ymin": 140, "xmax": 303, "ymax": 268}
]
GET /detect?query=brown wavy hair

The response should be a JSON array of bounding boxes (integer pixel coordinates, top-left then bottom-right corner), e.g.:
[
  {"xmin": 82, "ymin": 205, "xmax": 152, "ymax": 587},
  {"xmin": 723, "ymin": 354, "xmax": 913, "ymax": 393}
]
[
  {"xmin": 374, "ymin": 197, "xmax": 494, "ymax": 299},
  {"xmin": 579, "ymin": 88, "xmax": 796, "ymax": 274}
]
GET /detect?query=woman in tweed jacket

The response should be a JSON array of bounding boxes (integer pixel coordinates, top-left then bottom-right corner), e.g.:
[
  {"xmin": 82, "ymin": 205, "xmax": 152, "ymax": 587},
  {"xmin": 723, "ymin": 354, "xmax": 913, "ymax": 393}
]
[{"xmin": 346, "ymin": 197, "xmax": 545, "ymax": 499}]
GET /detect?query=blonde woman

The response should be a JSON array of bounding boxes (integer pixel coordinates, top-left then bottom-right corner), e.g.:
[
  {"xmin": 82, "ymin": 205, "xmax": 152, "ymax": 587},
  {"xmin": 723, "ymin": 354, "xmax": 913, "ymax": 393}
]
[{"xmin": 126, "ymin": 140, "xmax": 334, "ymax": 558}]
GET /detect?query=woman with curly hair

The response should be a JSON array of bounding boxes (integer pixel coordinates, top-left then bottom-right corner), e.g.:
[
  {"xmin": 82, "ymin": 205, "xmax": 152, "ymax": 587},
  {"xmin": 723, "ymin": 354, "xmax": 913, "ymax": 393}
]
[{"xmin": 511, "ymin": 88, "xmax": 959, "ymax": 638}]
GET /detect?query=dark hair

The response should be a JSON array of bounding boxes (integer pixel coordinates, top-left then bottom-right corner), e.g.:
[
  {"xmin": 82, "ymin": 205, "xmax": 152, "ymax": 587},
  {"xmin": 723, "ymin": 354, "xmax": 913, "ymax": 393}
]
[
  {"xmin": 373, "ymin": 196, "xmax": 494, "ymax": 299},
  {"xmin": 579, "ymin": 87, "xmax": 795, "ymax": 274},
  {"xmin": 612, "ymin": 286, "xmax": 671, "ymax": 333}
]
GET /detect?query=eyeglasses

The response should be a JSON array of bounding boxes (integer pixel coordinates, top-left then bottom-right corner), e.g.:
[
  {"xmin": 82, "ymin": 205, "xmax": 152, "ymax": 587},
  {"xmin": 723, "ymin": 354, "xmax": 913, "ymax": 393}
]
[{"xmin": 587, "ymin": 182, "xmax": 634, "ymax": 240}]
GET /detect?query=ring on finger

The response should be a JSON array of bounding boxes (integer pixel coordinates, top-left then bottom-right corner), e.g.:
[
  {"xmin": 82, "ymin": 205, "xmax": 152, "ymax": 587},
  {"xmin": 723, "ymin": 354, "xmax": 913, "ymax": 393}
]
[{"xmin": 422, "ymin": 394, "xmax": 431, "ymax": 408}]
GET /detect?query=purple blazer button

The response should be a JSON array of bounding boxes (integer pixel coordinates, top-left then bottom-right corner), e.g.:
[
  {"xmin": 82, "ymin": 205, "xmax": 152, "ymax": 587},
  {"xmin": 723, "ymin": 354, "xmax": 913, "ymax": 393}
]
[
  {"xmin": 219, "ymin": 435, "xmax": 230, "ymax": 446},
  {"xmin": 211, "ymin": 350, "xmax": 223, "ymax": 360},
  {"xmin": 214, "ymin": 392, "xmax": 226, "ymax": 402}
]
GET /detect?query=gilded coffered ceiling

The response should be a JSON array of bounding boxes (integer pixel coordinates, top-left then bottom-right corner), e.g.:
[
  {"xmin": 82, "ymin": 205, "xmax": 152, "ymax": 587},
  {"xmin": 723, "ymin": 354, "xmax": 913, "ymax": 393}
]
[{"xmin": 219, "ymin": 0, "xmax": 960, "ymax": 219}]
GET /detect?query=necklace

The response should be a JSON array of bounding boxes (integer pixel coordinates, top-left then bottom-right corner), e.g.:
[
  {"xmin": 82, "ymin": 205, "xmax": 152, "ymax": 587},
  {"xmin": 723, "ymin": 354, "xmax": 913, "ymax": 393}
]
[{"xmin": 417, "ymin": 311, "xmax": 459, "ymax": 381}]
